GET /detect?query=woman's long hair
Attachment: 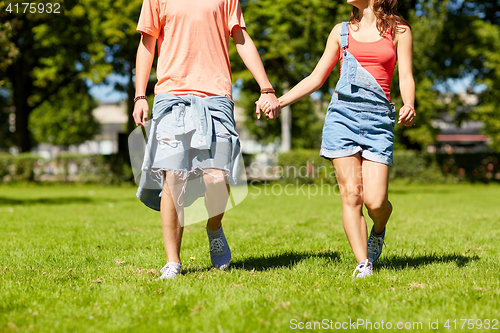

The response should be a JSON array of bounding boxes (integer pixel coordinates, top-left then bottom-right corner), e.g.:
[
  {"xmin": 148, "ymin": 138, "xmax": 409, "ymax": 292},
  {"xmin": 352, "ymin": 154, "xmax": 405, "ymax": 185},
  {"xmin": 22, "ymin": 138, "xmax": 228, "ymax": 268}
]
[{"xmin": 350, "ymin": 0, "xmax": 410, "ymax": 37}]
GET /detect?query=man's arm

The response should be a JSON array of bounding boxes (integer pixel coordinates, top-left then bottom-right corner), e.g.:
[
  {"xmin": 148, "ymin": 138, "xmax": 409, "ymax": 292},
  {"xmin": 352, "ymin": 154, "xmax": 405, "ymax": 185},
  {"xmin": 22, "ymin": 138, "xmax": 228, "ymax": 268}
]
[
  {"xmin": 232, "ymin": 26, "xmax": 280, "ymax": 120},
  {"xmin": 133, "ymin": 33, "xmax": 156, "ymax": 127}
]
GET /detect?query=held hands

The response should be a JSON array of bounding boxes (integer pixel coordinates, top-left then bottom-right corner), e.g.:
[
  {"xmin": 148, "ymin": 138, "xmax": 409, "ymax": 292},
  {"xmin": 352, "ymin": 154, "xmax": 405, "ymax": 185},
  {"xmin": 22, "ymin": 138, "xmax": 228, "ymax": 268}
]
[
  {"xmin": 398, "ymin": 104, "xmax": 416, "ymax": 127},
  {"xmin": 255, "ymin": 93, "xmax": 281, "ymax": 120},
  {"xmin": 133, "ymin": 99, "xmax": 149, "ymax": 127}
]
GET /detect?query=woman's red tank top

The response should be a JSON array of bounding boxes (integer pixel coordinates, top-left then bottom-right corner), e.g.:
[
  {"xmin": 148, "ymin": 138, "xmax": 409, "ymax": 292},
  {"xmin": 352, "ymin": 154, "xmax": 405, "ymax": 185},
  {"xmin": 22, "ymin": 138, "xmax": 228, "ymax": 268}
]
[{"xmin": 340, "ymin": 27, "xmax": 397, "ymax": 101}]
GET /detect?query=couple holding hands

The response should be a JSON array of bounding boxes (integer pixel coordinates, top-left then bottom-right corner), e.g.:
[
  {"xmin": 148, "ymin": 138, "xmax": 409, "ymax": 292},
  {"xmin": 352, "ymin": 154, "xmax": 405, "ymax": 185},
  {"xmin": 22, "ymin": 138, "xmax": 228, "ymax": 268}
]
[{"xmin": 133, "ymin": 0, "xmax": 415, "ymax": 279}]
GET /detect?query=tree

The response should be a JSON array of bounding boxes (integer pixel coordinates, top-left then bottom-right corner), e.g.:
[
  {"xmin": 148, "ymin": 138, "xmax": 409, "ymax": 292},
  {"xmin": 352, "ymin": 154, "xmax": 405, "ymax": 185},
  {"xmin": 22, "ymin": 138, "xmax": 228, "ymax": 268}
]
[
  {"xmin": 432, "ymin": 0, "xmax": 500, "ymax": 151},
  {"xmin": 0, "ymin": 0, "xmax": 110, "ymax": 152},
  {"xmin": 232, "ymin": 0, "xmax": 350, "ymax": 149},
  {"xmin": 233, "ymin": 0, "xmax": 453, "ymax": 150},
  {"xmin": 93, "ymin": 0, "xmax": 157, "ymax": 134},
  {"xmin": 466, "ymin": 20, "xmax": 500, "ymax": 151},
  {"xmin": 232, "ymin": 0, "xmax": 500, "ymax": 152},
  {"xmin": 0, "ymin": 16, "xmax": 19, "ymax": 86},
  {"xmin": 28, "ymin": 82, "xmax": 99, "ymax": 145},
  {"xmin": 392, "ymin": 0, "xmax": 450, "ymax": 149}
]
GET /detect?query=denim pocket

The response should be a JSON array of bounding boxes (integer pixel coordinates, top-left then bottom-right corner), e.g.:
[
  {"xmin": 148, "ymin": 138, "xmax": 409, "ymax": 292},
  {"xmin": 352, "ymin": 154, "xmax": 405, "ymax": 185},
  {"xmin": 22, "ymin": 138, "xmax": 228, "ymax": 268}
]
[
  {"xmin": 172, "ymin": 104, "xmax": 185, "ymax": 128},
  {"xmin": 155, "ymin": 104, "xmax": 194, "ymax": 140},
  {"xmin": 388, "ymin": 110, "xmax": 396, "ymax": 128}
]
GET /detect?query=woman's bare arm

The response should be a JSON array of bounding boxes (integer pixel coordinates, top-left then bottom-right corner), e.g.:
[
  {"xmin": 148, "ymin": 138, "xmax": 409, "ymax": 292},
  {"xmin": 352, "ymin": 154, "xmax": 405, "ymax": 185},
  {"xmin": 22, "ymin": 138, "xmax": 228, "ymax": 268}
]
[
  {"xmin": 278, "ymin": 23, "xmax": 342, "ymax": 108},
  {"xmin": 396, "ymin": 26, "xmax": 415, "ymax": 126}
]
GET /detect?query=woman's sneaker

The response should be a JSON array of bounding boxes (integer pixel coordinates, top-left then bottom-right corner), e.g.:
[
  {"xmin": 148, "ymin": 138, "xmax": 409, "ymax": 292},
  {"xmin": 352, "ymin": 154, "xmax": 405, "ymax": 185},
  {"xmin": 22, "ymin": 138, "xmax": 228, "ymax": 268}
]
[
  {"xmin": 367, "ymin": 226, "xmax": 386, "ymax": 264},
  {"xmin": 157, "ymin": 262, "xmax": 182, "ymax": 280},
  {"xmin": 352, "ymin": 259, "xmax": 373, "ymax": 278},
  {"xmin": 207, "ymin": 226, "xmax": 231, "ymax": 269}
]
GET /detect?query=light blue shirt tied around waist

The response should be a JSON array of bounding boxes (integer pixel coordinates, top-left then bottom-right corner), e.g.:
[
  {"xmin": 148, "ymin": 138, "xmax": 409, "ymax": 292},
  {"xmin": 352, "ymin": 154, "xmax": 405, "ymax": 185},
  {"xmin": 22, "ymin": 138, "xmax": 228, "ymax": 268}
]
[{"xmin": 136, "ymin": 93, "xmax": 241, "ymax": 211}]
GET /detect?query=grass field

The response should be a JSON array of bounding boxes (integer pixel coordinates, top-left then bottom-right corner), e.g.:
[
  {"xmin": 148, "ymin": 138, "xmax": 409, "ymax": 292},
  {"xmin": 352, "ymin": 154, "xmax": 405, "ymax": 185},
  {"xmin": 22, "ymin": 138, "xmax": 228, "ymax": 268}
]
[{"xmin": 1, "ymin": 182, "xmax": 499, "ymax": 332}]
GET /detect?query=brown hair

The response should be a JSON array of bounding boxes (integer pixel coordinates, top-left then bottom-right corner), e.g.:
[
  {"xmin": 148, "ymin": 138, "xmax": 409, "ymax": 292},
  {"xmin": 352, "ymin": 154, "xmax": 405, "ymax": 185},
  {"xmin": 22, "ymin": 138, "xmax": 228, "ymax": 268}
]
[{"xmin": 350, "ymin": 0, "xmax": 411, "ymax": 38}]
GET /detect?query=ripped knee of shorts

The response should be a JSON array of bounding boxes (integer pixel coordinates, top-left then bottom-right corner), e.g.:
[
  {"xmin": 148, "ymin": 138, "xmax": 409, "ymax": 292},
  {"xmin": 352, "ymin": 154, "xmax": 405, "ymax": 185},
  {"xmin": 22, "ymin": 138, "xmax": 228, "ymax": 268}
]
[
  {"xmin": 215, "ymin": 132, "xmax": 231, "ymax": 140},
  {"xmin": 158, "ymin": 137, "xmax": 181, "ymax": 149}
]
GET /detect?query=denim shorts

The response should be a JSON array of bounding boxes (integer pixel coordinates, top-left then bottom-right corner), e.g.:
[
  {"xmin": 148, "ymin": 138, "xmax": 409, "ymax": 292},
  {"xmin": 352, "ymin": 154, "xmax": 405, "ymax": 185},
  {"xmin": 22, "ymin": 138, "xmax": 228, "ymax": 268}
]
[
  {"xmin": 151, "ymin": 104, "xmax": 232, "ymax": 173},
  {"xmin": 320, "ymin": 94, "xmax": 396, "ymax": 166}
]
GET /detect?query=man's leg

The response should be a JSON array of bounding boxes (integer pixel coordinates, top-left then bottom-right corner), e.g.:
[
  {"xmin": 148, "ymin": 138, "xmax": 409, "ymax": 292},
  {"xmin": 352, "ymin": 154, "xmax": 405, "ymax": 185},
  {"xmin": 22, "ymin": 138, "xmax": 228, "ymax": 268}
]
[
  {"xmin": 203, "ymin": 168, "xmax": 231, "ymax": 269},
  {"xmin": 203, "ymin": 169, "xmax": 230, "ymax": 231},
  {"xmin": 160, "ymin": 171, "xmax": 185, "ymax": 265}
]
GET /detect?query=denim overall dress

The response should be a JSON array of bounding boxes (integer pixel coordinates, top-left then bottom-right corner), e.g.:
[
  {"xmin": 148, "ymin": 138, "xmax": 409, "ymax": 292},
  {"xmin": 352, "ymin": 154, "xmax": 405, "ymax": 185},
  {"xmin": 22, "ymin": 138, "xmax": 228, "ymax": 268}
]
[{"xmin": 319, "ymin": 22, "xmax": 396, "ymax": 166}]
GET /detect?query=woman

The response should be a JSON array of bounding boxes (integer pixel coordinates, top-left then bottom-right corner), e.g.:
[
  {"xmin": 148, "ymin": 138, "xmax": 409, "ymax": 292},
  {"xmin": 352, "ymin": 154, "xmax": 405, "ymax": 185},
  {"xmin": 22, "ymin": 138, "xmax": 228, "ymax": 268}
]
[
  {"xmin": 133, "ymin": 0, "xmax": 281, "ymax": 279},
  {"xmin": 261, "ymin": 0, "xmax": 415, "ymax": 277}
]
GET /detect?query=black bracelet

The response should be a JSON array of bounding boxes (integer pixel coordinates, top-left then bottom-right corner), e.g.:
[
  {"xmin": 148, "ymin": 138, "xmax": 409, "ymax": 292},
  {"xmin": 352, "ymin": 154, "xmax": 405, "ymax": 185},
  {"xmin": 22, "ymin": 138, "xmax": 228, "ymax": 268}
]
[{"xmin": 134, "ymin": 95, "xmax": 147, "ymax": 103}]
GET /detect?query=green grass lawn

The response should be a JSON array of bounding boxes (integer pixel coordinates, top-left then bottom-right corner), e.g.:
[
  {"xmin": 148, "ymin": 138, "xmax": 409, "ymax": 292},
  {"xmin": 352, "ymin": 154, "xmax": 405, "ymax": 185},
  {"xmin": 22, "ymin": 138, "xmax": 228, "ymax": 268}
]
[{"xmin": 1, "ymin": 182, "xmax": 499, "ymax": 332}]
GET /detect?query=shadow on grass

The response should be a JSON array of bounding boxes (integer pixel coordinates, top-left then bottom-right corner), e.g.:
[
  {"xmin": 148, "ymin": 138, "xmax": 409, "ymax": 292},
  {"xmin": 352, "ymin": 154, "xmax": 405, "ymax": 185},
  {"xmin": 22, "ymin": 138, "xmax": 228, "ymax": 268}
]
[
  {"xmin": 0, "ymin": 196, "xmax": 94, "ymax": 206},
  {"xmin": 184, "ymin": 249, "xmax": 340, "ymax": 273},
  {"xmin": 379, "ymin": 253, "xmax": 479, "ymax": 270}
]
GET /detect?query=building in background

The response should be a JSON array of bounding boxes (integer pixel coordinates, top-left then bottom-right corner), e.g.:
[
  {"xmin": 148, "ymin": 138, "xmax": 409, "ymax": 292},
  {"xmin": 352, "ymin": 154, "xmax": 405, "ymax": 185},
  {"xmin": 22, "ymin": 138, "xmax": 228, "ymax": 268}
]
[{"xmin": 428, "ymin": 93, "xmax": 490, "ymax": 154}]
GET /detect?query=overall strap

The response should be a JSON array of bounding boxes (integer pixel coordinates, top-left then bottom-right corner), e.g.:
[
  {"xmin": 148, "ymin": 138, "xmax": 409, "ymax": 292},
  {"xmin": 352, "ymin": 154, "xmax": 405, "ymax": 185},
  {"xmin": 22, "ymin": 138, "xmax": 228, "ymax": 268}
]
[{"xmin": 340, "ymin": 21, "xmax": 349, "ymax": 49}]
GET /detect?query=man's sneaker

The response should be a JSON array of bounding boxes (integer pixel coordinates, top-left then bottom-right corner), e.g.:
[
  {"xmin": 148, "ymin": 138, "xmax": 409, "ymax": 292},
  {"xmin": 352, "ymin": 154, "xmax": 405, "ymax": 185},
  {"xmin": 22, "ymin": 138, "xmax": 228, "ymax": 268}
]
[
  {"xmin": 352, "ymin": 259, "xmax": 373, "ymax": 278},
  {"xmin": 367, "ymin": 226, "xmax": 386, "ymax": 264},
  {"xmin": 157, "ymin": 262, "xmax": 182, "ymax": 280},
  {"xmin": 207, "ymin": 226, "xmax": 231, "ymax": 269}
]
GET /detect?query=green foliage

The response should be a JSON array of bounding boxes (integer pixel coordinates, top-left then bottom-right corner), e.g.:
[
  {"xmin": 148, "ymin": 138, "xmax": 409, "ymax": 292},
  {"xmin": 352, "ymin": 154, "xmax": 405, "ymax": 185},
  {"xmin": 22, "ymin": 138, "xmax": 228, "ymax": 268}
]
[
  {"xmin": 238, "ymin": 94, "xmax": 324, "ymax": 148},
  {"xmin": 28, "ymin": 84, "xmax": 99, "ymax": 145},
  {"xmin": 2, "ymin": 0, "xmax": 500, "ymax": 152},
  {"xmin": 233, "ymin": 0, "xmax": 349, "ymax": 146},
  {"xmin": 0, "ymin": 17, "xmax": 19, "ymax": 86},
  {"xmin": 392, "ymin": 0, "xmax": 450, "ymax": 149},
  {"xmin": 0, "ymin": 89, "xmax": 15, "ymax": 149},
  {"xmin": 435, "ymin": 152, "xmax": 500, "ymax": 183},
  {"xmin": 390, "ymin": 150, "xmax": 452, "ymax": 183},
  {"xmin": 432, "ymin": 0, "xmax": 500, "ymax": 152},
  {"xmin": 94, "ymin": 0, "xmax": 154, "ymax": 133},
  {"xmin": 276, "ymin": 149, "xmax": 500, "ymax": 184},
  {"xmin": 466, "ymin": 20, "xmax": 500, "ymax": 151},
  {"xmin": 0, "ymin": 152, "xmax": 133, "ymax": 184},
  {"xmin": 0, "ymin": 153, "xmax": 42, "ymax": 182},
  {"xmin": 278, "ymin": 149, "xmax": 335, "ymax": 184},
  {"xmin": 0, "ymin": 0, "xmax": 113, "ymax": 151},
  {"xmin": 234, "ymin": 0, "xmax": 500, "ymax": 152}
]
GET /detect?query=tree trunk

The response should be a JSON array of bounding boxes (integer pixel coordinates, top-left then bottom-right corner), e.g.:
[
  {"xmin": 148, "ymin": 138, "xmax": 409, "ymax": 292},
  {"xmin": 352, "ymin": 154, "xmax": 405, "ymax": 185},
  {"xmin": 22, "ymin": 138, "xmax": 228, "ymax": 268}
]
[
  {"xmin": 127, "ymin": 66, "xmax": 136, "ymax": 134},
  {"xmin": 12, "ymin": 57, "xmax": 32, "ymax": 153},
  {"xmin": 280, "ymin": 83, "xmax": 292, "ymax": 152}
]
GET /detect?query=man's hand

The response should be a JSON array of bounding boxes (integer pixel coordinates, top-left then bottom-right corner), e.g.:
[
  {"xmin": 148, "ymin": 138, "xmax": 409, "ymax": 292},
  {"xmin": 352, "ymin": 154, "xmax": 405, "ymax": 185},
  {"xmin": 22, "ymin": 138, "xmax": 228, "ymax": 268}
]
[
  {"xmin": 133, "ymin": 99, "xmax": 149, "ymax": 127},
  {"xmin": 255, "ymin": 94, "xmax": 281, "ymax": 120}
]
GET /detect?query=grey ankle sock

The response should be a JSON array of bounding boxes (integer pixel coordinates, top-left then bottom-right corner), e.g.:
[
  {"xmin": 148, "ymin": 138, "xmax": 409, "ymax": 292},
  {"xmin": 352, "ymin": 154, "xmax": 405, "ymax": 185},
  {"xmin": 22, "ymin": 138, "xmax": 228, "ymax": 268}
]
[{"xmin": 206, "ymin": 226, "xmax": 223, "ymax": 235}]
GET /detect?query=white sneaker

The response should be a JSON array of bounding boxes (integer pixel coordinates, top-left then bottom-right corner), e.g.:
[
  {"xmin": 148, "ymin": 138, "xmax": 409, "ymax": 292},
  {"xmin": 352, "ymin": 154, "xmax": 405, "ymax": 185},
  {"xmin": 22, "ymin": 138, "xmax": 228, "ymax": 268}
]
[
  {"xmin": 352, "ymin": 259, "xmax": 373, "ymax": 278},
  {"xmin": 157, "ymin": 262, "xmax": 182, "ymax": 280}
]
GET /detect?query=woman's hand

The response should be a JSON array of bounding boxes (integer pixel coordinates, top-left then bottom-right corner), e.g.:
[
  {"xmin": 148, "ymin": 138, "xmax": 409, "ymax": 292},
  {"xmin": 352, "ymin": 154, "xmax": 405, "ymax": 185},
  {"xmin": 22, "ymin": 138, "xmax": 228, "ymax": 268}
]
[
  {"xmin": 133, "ymin": 99, "xmax": 149, "ymax": 127},
  {"xmin": 255, "ymin": 94, "xmax": 281, "ymax": 120},
  {"xmin": 398, "ymin": 104, "xmax": 416, "ymax": 127}
]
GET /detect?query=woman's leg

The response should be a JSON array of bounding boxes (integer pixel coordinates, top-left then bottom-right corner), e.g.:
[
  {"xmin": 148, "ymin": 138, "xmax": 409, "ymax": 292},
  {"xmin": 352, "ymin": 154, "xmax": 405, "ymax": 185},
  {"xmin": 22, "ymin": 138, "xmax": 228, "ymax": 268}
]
[
  {"xmin": 160, "ymin": 171, "xmax": 185, "ymax": 264},
  {"xmin": 203, "ymin": 168, "xmax": 230, "ymax": 231},
  {"xmin": 332, "ymin": 153, "xmax": 368, "ymax": 263},
  {"xmin": 361, "ymin": 159, "xmax": 392, "ymax": 234}
]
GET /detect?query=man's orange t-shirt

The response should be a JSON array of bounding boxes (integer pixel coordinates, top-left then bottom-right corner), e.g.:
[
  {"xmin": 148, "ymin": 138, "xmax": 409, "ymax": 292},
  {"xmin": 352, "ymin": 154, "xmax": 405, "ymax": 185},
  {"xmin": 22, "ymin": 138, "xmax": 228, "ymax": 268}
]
[{"xmin": 137, "ymin": 0, "xmax": 246, "ymax": 99}]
